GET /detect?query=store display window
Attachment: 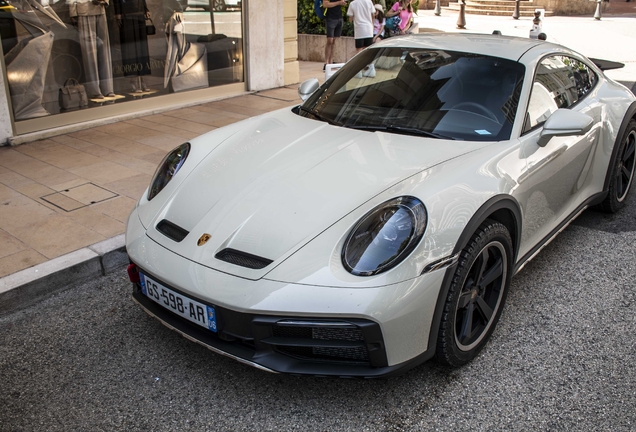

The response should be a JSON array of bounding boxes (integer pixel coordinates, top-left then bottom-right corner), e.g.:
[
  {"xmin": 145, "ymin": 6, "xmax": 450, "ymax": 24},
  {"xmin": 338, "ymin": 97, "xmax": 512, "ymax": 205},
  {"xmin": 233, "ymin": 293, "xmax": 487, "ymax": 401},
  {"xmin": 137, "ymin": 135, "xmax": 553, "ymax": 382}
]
[{"xmin": 0, "ymin": 0, "xmax": 243, "ymax": 122}]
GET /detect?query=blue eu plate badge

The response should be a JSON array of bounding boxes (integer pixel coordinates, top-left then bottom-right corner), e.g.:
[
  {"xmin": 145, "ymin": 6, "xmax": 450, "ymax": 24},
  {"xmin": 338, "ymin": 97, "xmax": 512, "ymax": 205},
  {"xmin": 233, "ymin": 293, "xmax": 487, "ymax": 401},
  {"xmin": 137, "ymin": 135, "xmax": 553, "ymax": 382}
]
[{"xmin": 140, "ymin": 272, "xmax": 217, "ymax": 332}]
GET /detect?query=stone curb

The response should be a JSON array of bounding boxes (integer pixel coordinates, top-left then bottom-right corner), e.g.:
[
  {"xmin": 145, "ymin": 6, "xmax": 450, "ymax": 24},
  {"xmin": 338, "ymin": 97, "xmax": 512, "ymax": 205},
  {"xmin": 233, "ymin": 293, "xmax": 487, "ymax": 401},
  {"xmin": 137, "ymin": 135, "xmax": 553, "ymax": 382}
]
[{"xmin": 0, "ymin": 234, "xmax": 128, "ymax": 315}]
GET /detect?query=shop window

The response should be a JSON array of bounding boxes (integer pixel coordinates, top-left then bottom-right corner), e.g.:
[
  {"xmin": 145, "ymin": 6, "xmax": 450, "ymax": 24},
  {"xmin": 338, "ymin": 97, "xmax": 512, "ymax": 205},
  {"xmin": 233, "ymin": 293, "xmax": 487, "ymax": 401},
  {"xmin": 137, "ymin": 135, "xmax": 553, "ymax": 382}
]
[{"xmin": 0, "ymin": 0, "xmax": 243, "ymax": 121}]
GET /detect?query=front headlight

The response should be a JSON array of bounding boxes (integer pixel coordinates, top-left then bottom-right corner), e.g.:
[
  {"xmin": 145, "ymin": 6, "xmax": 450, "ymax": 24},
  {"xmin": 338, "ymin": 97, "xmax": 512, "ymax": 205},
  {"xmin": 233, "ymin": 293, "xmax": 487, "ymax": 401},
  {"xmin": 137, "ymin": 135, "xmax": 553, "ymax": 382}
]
[
  {"xmin": 147, "ymin": 143, "xmax": 190, "ymax": 201},
  {"xmin": 342, "ymin": 196, "xmax": 427, "ymax": 276}
]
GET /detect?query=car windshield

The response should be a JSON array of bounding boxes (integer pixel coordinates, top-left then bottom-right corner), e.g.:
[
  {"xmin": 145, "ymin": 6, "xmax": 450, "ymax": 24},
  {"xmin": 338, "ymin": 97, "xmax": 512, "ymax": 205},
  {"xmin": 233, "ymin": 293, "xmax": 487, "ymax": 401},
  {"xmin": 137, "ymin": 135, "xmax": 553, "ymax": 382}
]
[{"xmin": 299, "ymin": 47, "xmax": 525, "ymax": 141}]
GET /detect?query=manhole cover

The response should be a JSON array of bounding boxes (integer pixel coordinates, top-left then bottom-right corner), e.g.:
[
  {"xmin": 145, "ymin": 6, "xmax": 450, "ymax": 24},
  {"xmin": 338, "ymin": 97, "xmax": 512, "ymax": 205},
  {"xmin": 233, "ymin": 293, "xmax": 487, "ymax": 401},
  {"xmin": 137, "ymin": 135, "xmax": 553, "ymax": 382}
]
[{"xmin": 41, "ymin": 183, "xmax": 118, "ymax": 212}]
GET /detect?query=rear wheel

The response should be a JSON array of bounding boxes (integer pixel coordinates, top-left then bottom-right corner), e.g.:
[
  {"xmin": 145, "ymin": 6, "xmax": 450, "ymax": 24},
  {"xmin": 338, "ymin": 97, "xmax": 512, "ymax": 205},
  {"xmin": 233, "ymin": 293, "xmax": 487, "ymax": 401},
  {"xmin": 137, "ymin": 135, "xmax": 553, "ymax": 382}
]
[
  {"xmin": 435, "ymin": 220, "xmax": 512, "ymax": 367},
  {"xmin": 598, "ymin": 119, "xmax": 636, "ymax": 213}
]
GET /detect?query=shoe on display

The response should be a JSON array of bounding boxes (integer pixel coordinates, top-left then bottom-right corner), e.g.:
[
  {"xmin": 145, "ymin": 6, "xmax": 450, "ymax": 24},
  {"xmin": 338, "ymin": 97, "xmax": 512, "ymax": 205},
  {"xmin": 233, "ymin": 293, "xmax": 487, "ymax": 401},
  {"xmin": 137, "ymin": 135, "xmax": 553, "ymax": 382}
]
[
  {"xmin": 363, "ymin": 64, "xmax": 376, "ymax": 78},
  {"xmin": 355, "ymin": 71, "xmax": 363, "ymax": 78},
  {"xmin": 130, "ymin": 78, "xmax": 143, "ymax": 93}
]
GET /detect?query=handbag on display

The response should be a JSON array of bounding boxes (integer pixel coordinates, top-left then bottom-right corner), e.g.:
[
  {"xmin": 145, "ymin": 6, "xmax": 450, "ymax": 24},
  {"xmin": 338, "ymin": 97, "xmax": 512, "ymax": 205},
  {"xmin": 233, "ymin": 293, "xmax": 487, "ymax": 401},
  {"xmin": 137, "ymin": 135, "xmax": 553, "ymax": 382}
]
[
  {"xmin": 58, "ymin": 78, "xmax": 88, "ymax": 110},
  {"xmin": 384, "ymin": 15, "xmax": 401, "ymax": 36},
  {"xmin": 171, "ymin": 42, "xmax": 208, "ymax": 92},
  {"xmin": 5, "ymin": 32, "xmax": 54, "ymax": 120},
  {"xmin": 146, "ymin": 17, "xmax": 156, "ymax": 35}
]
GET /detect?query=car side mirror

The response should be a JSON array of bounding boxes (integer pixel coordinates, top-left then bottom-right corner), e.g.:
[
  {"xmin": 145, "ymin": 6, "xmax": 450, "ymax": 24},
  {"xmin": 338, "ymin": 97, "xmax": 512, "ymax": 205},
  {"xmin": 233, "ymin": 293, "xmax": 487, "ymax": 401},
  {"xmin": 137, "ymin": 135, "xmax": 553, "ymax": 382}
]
[
  {"xmin": 538, "ymin": 109, "xmax": 594, "ymax": 147},
  {"xmin": 298, "ymin": 78, "xmax": 319, "ymax": 102}
]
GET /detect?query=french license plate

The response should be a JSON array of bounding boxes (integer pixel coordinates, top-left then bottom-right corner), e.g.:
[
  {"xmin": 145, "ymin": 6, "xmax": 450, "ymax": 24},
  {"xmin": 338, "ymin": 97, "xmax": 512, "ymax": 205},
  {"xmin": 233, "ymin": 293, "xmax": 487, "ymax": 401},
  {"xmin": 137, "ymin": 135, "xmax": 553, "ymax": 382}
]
[{"xmin": 140, "ymin": 273, "xmax": 217, "ymax": 332}]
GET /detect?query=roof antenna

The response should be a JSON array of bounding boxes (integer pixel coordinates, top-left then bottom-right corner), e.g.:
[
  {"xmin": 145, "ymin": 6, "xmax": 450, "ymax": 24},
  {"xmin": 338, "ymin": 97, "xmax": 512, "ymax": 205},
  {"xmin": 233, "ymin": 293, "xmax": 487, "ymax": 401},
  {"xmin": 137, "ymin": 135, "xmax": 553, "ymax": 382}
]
[{"xmin": 492, "ymin": 30, "xmax": 502, "ymax": 35}]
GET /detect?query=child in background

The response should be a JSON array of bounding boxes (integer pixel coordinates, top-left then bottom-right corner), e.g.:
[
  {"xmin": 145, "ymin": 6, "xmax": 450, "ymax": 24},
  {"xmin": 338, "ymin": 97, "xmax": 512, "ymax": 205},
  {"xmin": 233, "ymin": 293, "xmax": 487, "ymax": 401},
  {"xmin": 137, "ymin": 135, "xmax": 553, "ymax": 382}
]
[
  {"xmin": 386, "ymin": 0, "xmax": 415, "ymax": 35},
  {"xmin": 372, "ymin": 4, "xmax": 385, "ymax": 43}
]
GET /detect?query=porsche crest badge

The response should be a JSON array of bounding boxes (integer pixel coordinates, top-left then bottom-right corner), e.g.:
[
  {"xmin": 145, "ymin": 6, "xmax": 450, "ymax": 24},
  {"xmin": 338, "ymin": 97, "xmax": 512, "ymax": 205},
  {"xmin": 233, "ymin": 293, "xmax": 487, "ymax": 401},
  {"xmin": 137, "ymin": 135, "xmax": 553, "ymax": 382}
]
[{"xmin": 197, "ymin": 233, "xmax": 211, "ymax": 246}]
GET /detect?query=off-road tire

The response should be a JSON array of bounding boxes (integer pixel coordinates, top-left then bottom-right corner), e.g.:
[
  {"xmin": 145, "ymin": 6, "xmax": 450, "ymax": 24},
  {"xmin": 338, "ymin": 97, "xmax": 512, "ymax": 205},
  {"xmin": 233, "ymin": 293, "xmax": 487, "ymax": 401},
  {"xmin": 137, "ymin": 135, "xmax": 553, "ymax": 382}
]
[{"xmin": 435, "ymin": 219, "xmax": 513, "ymax": 367}]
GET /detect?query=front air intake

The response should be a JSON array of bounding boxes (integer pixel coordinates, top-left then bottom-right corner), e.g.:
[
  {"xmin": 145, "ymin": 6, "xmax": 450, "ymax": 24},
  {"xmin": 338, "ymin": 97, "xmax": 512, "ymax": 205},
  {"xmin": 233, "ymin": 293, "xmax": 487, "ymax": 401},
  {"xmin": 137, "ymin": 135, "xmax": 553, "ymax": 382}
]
[
  {"xmin": 156, "ymin": 219, "xmax": 189, "ymax": 242},
  {"xmin": 215, "ymin": 248, "xmax": 273, "ymax": 269},
  {"xmin": 267, "ymin": 322, "xmax": 370, "ymax": 364}
]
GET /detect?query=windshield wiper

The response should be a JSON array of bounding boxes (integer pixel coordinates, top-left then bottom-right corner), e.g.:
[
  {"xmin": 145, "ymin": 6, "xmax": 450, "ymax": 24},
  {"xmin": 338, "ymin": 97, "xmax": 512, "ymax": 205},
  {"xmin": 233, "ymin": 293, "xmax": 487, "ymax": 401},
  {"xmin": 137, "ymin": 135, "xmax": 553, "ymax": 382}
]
[
  {"xmin": 344, "ymin": 124, "xmax": 455, "ymax": 140},
  {"xmin": 297, "ymin": 106, "xmax": 341, "ymax": 126}
]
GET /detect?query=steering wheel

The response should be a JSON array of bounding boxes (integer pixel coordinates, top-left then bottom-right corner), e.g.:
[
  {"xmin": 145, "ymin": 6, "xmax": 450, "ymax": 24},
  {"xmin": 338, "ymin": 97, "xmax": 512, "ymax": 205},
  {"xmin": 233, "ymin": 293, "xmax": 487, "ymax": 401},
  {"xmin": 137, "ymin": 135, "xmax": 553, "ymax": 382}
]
[{"xmin": 451, "ymin": 102, "xmax": 499, "ymax": 123}]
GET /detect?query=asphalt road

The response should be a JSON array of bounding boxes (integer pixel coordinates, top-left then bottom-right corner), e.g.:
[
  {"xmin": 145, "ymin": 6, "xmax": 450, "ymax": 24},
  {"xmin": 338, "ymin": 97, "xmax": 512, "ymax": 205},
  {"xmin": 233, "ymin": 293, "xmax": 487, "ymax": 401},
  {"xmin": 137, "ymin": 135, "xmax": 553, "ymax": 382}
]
[{"xmin": 1, "ymin": 201, "xmax": 635, "ymax": 431}]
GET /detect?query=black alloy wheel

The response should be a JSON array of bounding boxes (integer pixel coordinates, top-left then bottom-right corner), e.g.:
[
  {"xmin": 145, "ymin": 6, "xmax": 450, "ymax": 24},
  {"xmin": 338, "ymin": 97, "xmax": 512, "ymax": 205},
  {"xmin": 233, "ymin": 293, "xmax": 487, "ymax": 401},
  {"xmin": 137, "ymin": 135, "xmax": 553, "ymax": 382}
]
[
  {"xmin": 212, "ymin": 0, "xmax": 226, "ymax": 11},
  {"xmin": 436, "ymin": 220, "xmax": 512, "ymax": 366},
  {"xmin": 598, "ymin": 119, "xmax": 636, "ymax": 213},
  {"xmin": 615, "ymin": 126, "xmax": 636, "ymax": 202}
]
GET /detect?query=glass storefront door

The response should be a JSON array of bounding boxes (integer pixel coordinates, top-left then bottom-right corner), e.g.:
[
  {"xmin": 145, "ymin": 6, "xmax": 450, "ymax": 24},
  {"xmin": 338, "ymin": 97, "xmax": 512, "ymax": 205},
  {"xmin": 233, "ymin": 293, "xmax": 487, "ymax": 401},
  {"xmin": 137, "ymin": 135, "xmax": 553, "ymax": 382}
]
[{"xmin": 0, "ymin": 0, "xmax": 244, "ymax": 134}]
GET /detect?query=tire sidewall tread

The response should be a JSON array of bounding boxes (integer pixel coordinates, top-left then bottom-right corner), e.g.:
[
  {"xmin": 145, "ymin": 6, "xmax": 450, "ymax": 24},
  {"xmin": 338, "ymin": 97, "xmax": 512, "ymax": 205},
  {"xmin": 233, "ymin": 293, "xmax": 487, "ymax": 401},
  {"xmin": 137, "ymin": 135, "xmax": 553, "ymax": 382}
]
[
  {"xmin": 435, "ymin": 219, "xmax": 513, "ymax": 367},
  {"xmin": 597, "ymin": 119, "xmax": 636, "ymax": 213}
]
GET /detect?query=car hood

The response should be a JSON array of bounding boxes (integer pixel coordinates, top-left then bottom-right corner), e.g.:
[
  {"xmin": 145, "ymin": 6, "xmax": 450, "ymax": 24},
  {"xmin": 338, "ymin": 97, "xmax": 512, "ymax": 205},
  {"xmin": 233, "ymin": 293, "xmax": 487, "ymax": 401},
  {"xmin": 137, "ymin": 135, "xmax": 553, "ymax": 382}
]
[{"xmin": 145, "ymin": 108, "xmax": 483, "ymax": 280}]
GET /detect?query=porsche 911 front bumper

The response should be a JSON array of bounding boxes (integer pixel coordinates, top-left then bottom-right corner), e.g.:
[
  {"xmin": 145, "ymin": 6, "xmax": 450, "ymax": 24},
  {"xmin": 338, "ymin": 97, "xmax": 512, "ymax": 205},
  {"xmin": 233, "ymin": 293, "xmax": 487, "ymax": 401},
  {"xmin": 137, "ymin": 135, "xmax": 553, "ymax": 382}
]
[{"xmin": 126, "ymin": 207, "xmax": 448, "ymax": 377}]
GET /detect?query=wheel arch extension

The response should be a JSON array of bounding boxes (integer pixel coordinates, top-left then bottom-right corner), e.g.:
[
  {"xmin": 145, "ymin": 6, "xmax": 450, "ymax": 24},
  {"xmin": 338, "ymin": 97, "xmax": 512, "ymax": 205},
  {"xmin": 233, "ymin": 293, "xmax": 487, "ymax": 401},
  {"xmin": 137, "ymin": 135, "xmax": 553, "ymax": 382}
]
[
  {"xmin": 450, "ymin": 194, "xmax": 522, "ymax": 264},
  {"xmin": 603, "ymin": 101, "xmax": 636, "ymax": 192},
  {"xmin": 425, "ymin": 194, "xmax": 522, "ymax": 357}
]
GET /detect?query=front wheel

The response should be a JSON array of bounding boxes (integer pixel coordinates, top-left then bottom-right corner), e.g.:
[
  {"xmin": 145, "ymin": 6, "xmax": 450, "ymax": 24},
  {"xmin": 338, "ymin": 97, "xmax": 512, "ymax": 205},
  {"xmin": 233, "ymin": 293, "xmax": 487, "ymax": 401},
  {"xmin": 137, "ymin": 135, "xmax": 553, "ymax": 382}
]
[
  {"xmin": 597, "ymin": 119, "xmax": 636, "ymax": 213},
  {"xmin": 435, "ymin": 220, "xmax": 513, "ymax": 367}
]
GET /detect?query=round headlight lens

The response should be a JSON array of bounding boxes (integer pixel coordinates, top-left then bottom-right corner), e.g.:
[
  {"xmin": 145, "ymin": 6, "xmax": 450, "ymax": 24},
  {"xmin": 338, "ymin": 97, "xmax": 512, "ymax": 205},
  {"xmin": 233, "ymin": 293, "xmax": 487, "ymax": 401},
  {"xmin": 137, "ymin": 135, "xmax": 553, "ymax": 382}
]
[
  {"xmin": 147, "ymin": 143, "xmax": 190, "ymax": 201},
  {"xmin": 342, "ymin": 197, "xmax": 427, "ymax": 276}
]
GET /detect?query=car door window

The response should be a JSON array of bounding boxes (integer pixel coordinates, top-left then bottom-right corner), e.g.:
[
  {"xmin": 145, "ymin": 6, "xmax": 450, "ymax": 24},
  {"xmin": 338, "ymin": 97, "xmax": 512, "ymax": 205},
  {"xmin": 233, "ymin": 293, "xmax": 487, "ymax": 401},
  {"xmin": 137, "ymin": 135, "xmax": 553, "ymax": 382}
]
[
  {"xmin": 524, "ymin": 55, "xmax": 595, "ymax": 133},
  {"xmin": 571, "ymin": 59, "xmax": 598, "ymax": 99}
]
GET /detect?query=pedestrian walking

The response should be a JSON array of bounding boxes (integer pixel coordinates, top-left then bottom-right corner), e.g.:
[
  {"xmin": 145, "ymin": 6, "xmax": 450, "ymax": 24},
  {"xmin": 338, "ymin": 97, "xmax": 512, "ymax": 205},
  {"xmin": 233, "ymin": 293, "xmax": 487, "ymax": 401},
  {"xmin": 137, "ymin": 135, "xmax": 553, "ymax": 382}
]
[{"xmin": 323, "ymin": 0, "xmax": 347, "ymax": 69}]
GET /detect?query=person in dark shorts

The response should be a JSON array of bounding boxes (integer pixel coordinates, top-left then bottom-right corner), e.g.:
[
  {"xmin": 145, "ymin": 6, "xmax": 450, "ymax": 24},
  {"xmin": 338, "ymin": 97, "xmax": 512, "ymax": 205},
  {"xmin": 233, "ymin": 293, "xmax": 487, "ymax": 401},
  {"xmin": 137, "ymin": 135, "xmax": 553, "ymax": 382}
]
[
  {"xmin": 323, "ymin": 0, "xmax": 347, "ymax": 69},
  {"xmin": 347, "ymin": 0, "xmax": 374, "ymax": 54}
]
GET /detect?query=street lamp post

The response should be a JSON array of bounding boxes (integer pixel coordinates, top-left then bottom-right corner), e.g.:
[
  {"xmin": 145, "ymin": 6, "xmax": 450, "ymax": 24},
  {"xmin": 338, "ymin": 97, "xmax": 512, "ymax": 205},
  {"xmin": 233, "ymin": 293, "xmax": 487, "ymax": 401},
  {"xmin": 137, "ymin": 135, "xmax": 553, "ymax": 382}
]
[
  {"xmin": 434, "ymin": 0, "xmax": 441, "ymax": 16},
  {"xmin": 594, "ymin": 0, "xmax": 602, "ymax": 20},
  {"xmin": 457, "ymin": 0, "xmax": 466, "ymax": 28},
  {"xmin": 512, "ymin": 0, "xmax": 520, "ymax": 19}
]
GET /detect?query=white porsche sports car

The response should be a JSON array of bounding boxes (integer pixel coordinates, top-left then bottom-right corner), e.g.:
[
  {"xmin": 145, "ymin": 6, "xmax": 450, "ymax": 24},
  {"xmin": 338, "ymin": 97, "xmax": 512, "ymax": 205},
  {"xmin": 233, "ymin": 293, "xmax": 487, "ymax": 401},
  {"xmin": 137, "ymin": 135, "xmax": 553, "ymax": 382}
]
[{"xmin": 126, "ymin": 33, "xmax": 636, "ymax": 377}]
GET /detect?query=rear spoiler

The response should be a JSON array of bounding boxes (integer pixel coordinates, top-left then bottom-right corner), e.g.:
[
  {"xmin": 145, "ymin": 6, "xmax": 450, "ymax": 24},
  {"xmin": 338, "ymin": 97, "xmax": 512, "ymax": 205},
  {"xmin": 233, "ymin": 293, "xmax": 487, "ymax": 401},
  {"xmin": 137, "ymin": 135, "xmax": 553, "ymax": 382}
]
[{"xmin": 589, "ymin": 58, "xmax": 625, "ymax": 71}]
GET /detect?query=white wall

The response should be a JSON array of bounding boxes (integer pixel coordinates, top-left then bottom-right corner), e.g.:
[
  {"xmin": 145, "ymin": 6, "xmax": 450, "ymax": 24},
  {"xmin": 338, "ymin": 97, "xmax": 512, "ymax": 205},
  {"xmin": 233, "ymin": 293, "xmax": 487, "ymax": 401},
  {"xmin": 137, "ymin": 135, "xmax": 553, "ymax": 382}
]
[
  {"xmin": 0, "ymin": 65, "xmax": 14, "ymax": 143},
  {"xmin": 246, "ymin": 0, "xmax": 285, "ymax": 91}
]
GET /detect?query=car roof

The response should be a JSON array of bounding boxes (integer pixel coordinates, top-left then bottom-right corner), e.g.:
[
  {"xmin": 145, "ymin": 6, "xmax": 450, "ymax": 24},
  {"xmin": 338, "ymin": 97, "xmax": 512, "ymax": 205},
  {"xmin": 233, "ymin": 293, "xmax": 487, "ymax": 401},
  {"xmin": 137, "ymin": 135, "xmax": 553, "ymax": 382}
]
[{"xmin": 373, "ymin": 33, "xmax": 562, "ymax": 62}]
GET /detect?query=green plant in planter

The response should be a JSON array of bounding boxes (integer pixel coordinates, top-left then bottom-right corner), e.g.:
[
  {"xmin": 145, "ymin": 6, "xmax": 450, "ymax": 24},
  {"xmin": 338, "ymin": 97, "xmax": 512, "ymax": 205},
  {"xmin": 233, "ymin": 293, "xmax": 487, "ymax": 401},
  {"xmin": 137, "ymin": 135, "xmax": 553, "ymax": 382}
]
[{"xmin": 297, "ymin": 0, "xmax": 353, "ymax": 36}]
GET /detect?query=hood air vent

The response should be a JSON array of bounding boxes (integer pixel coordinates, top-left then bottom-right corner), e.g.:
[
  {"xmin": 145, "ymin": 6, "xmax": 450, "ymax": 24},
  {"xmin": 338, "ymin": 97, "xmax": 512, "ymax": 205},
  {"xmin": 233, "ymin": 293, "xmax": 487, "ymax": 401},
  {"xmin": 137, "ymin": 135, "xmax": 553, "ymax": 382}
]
[
  {"xmin": 156, "ymin": 219, "xmax": 189, "ymax": 242},
  {"xmin": 215, "ymin": 248, "xmax": 273, "ymax": 269}
]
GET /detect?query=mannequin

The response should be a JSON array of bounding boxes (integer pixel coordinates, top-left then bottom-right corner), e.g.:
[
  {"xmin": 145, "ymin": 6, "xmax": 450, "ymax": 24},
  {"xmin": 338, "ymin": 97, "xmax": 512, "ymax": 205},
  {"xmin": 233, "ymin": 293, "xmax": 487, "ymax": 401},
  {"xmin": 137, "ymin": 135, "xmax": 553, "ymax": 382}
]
[
  {"xmin": 113, "ymin": 0, "xmax": 151, "ymax": 92},
  {"xmin": 68, "ymin": 0, "xmax": 114, "ymax": 99}
]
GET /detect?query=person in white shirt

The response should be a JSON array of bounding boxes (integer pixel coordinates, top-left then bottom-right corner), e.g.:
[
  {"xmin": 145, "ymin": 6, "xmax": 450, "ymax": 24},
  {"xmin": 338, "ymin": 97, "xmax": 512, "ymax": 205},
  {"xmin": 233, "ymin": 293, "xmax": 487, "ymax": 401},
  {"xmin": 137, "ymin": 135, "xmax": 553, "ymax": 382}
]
[{"xmin": 347, "ymin": 0, "xmax": 375, "ymax": 54}]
